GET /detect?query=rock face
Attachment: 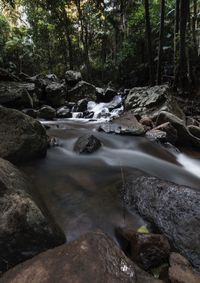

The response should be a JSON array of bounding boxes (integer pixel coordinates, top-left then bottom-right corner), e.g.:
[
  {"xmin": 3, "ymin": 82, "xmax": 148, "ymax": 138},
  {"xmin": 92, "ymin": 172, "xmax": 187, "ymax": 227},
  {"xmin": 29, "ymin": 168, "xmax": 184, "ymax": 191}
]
[
  {"xmin": 68, "ymin": 81, "xmax": 97, "ymax": 103},
  {"xmin": 1, "ymin": 231, "xmax": 163, "ymax": 283},
  {"xmin": 0, "ymin": 82, "xmax": 33, "ymax": 109},
  {"xmin": 0, "ymin": 157, "xmax": 66, "ymax": 273},
  {"xmin": 0, "ymin": 107, "xmax": 48, "ymax": 163},
  {"xmin": 125, "ymin": 85, "xmax": 184, "ymax": 119},
  {"xmin": 99, "ymin": 110, "xmax": 145, "ymax": 135},
  {"xmin": 156, "ymin": 111, "xmax": 200, "ymax": 148},
  {"xmin": 124, "ymin": 176, "xmax": 200, "ymax": 271},
  {"xmin": 65, "ymin": 70, "xmax": 82, "ymax": 86},
  {"xmin": 169, "ymin": 253, "xmax": 200, "ymax": 283},
  {"xmin": 74, "ymin": 135, "xmax": 102, "ymax": 154},
  {"xmin": 118, "ymin": 228, "xmax": 170, "ymax": 270},
  {"xmin": 38, "ymin": 105, "xmax": 56, "ymax": 120},
  {"xmin": 46, "ymin": 82, "xmax": 66, "ymax": 107}
]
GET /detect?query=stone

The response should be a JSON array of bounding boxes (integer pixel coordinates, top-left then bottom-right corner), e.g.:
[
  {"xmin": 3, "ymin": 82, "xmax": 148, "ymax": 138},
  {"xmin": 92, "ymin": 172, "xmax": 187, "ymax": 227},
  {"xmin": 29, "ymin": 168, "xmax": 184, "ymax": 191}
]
[
  {"xmin": 99, "ymin": 110, "xmax": 145, "ymax": 135},
  {"xmin": 56, "ymin": 106, "xmax": 72, "ymax": 118},
  {"xmin": 169, "ymin": 253, "xmax": 200, "ymax": 283},
  {"xmin": 124, "ymin": 176, "xmax": 200, "ymax": 271},
  {"xmin": 38, "ymin": 105, "xmax": 56, "ymax": 120},
  {"xmin": 0, "ymin": 82, "xmax": 33, "ymax": 109},
  {"xmin": 0, "ymin": 107, "xmax": 48, "ymax": 163},
  {"xmin": 22, "ymin": 108, "xmax": 37, "ymax": 118},
  {"xmin": 65, "ymin": 70, "xmax": 82, "ymax": 86},
  {"xmin": 156, "ymin": 111, "xmax": 200, "ymax": 148},
  {"xmin": 97, "ymin": 87, "xmax": 118, "ymax": 102},
  {"xmin": 76, "ymin": 98, "xmax": 89, "ymax": 112},
  {"xmin": 68, "ymin": 81, "xmax": 96, "ymax": 103},
  {"xmin": 140, "ymin": 117, "xmax": 154, "ymax": 128},
  {"xmin": 46, "ymin": 82, "xmax": 66, "ymax": 107},
  {"xmin": 0, "ymin": 157, "xmax": 65, "ymax": 273},
  {"xmin": 1, "ymin": 231, "xmax": 163, "ymax": 283},
  {"xmin": 154, "ymin": 122, "xmax": 178, "ymax": 145},
  {"xmin": 74, "ymin": 135, "xmax": 102, "ymax": 154},
  {"xmin": 146, "ymin": 129, "xmax": 167, "ymax": 143},
  {"xmin": 117, "ymin": 228, "xmax": 170, "ymax": 270}
]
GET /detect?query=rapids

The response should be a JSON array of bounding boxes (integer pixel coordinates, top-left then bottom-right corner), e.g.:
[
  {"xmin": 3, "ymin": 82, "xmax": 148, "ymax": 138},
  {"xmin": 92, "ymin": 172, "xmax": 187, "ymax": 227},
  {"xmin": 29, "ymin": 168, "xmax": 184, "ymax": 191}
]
[{"xmin": 21, "ymin": 119, "xmax": 200, "ymax": 242}]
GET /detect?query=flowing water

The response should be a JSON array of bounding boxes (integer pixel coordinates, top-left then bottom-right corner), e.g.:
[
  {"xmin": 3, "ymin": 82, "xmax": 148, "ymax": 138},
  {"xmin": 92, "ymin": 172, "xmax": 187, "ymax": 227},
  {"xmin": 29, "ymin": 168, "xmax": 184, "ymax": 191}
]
[{"xmin": 22, "ymin": 119, "xmax": 200, "ymax": 242}]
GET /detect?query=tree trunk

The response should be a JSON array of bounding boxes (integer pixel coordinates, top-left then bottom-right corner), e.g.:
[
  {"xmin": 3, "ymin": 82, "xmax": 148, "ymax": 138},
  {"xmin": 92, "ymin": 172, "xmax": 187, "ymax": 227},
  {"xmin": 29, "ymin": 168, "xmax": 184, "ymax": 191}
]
[
  {"xmin": 156, "ymin": 0, "xmax": 165, "ymax": 85},
  {"xmin": 144, "ymin": 0, "xmax": 154, "ymax": 85},
  {"xmin": 173, "ymin": 0, "xmax": 180, "ymax": 89}
]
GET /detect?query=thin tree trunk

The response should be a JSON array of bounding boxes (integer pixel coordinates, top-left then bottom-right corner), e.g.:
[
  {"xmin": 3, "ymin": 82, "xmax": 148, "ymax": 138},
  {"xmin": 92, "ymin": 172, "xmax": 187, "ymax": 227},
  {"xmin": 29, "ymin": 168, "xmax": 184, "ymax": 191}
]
[
  {"xmin": 173, "ymin": 0, "xmax": 180, "ymax": 89},
  {"xmin": 156, "ymin": 0, "xmax": 165, "ymax": 85},
  {"xmin": 144, "ymin": 0, "xmax": 154, "ymax": 85}
]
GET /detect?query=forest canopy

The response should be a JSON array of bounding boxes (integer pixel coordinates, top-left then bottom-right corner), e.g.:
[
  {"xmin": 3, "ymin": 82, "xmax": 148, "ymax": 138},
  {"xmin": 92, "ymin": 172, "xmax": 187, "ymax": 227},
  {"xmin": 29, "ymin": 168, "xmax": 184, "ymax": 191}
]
[{"xmin": 0, "ymin": 0, "xmax": 200, "ymax": 90}]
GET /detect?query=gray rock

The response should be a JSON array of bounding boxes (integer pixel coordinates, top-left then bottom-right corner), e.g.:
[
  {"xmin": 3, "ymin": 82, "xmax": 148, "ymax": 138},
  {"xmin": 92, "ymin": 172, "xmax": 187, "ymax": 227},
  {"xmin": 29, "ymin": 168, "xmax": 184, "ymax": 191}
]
[
  {"xmin": 74, "ymin": 135, "xmax": 101, "ymax": 154},
  {"xmin": 22, "ymin": 108, "xmax": 37, "ymax": 118},
  {"xmin": 38, "ymin": 105, "xmax": 56, "ymax": 120},
  {"xmin": 1, "ymin": 231, "xmax": 163, "ymax": 283},
  {"xmin": 68, "ymin": 81, "xmax": 96, "ymax": 103},
  {"xmin": 97, "ymin": 87, "xmax": 117, "ymax": 102},
  {"xmin": 0, "ymin": 107, "xmax": 48, "ymax": 163},
  {"xmin": 124, "ymin": 176, "xmax": 200, "ymax": 271},
  {"xmin": 46, "ymin": 82, "xmax": 66, "ymax": 107},
  {"xmin": 56, "ymin": 106, "xmax": 72, "ymax": 118},
  {"xmin": 0, "ymin": 82, "xmax": 33, "ymax": 109},
  {"xmin": 0, "ymin": 157, "xmax": 65, "ymax": 273},
  {"xmin": 65, "ymin": 70, "xmax": 82, "ymax": 86},
  {"xmin": 76, "ymin": 98, "xmax": 89, "ymax": 112}
]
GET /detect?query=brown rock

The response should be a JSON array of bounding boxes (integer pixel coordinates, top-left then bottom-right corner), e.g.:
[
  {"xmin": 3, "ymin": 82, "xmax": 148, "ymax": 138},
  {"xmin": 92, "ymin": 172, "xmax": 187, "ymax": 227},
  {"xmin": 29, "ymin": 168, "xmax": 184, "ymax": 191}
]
[
  {"xmin": 118, "ymin": 228, "xmax": 171, "ymax": 270},
  {"xmin": 154, "ymin": 122, "xmax": 178, "ymax": 145},
  {"xmin": 169, "ymin": 253, "xmax": 200, "ymax": 283},
  {"xmin": 140, "ymin": 117, "xmax": 154, "ymax": 128},
  {"xmin": 1, "ymin": 231, "xmax": 164, "ymax": 283}
]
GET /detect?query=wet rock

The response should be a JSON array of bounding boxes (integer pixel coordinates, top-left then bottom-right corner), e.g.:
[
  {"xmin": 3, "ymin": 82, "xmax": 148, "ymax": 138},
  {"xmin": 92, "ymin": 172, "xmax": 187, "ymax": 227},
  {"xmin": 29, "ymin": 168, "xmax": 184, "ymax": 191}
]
[
  {"xmin": 38, "ymin": 105, "xmax": 56, "ymax": 120},
  {"xmin": 97, "ymin": 87, "xmax": 118, "ymax": 102},
  {"xmin": 1, "ymin": 231, "xmax": 163, "ymax": 283},
  {"xmin": 68, "ymin": 81, "xmax": 96, "ymax": 103},
  {"xmin": 65, "ymin": 70, "xmax": 82, "ymax": 86},
  {"xmin": 140, "ymin": 117, "xmax": 154, "ymax": 128},
  {"xmin": 22, "ymin": 108, "xmax": 37, "ymax": 118},
  {"xmin": 124, "ymin": 176, "xmax": 200, "ymax": 271},
  {"xmin": 74, "ymin": 135, "xmax": 102, "ymax": 154},
  {"xmin": 154, "ymin": 122, "xmax": 178, "ymax": 145},
  {"xmin": 0, "ymin": 157, "xmax": 65, "ymax": 273},
  {"xmin": 169, "ymin": 253, "xmax": 200, "ymax": 283},
  {"xmin": 156, "ymin": 111, "xmax": 200, "ymax": 148},
  {"xmin": 0, "ymin": 82, "xmax": 33, "ymax": 109},
  {"xmin": 83, "ymin": 111, "xmax": 94, "ymax": 119},
  {"xmin": 188, "ymin": 125, "xmax": 200, "ymax": 139},
  {"xmin": 0, "ymin": 107, "xmax": 48, "ymax": 163},
  {"xmin": 99, "ymin": 111, "xmax": 145, "ymax": 135},
  {"xmin": 76, "ymin": 98, "xmax": 88, "ymax": 112},
  {"xmin": 125, "ymin": 85, "xmax": 184, "ymax": 119},
  {"xmin": 46, "ymin": 82, "xmax": 66, "ymax": 107},
  {"xmin": 118, "ymin": 228, "xmax": 170, "ymax": 270},
  {"xmin": 56, "ymin": 106, "xmax": 72, "ymax": 118}
]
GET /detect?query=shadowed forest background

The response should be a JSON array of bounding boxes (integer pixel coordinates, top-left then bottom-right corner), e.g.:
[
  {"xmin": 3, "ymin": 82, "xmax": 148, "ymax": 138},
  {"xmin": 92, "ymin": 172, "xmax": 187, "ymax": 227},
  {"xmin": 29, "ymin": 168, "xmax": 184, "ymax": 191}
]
[{"xmin": 0, "ymin": 0, "xmax": 200, "ymax": 91}]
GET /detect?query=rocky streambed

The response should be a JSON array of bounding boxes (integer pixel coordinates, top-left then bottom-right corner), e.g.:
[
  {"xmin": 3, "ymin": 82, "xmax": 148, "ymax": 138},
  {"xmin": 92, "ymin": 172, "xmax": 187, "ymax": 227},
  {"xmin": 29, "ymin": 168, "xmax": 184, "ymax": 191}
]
[{"xmin": 0, "ymin": 71, "xmax": 200, "ymax": 282}]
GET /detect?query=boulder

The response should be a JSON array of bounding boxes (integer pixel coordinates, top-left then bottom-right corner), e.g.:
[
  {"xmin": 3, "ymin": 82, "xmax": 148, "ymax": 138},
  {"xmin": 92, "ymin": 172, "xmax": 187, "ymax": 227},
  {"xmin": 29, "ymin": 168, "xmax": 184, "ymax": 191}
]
[
  {"xmin": 0, "ymin": 82, "xmax": 33, "ymax": 109},
  {"xmin": 38, "ymin": 105, "xmax": 56, "ymax": 120},
  {"xmin": 97, "ymin": 87, "xmax": 118, "ymax": 102},
  {"xmin": 169, "ymin": 253, "xmax": 200, "ymax": 283},
  {"xmin": 145, "ymin": 129, "xmax": 168, "ymax": 143},
  {"xmin": 139, "ymin": 117, "xmax": 154, "ymax": 128},
  {"xmin": 125, "ymin": 85, "xmax": 184, "ymax": 119},
  {"xmin": 68, "ymin": 81, "xmax": 96, "ymax": 103},
  {"xmin": 0, "ymin": 157, "xmax": 65, "ymax": 273},
  {"xmin": 0, "ymin": 107, "xmax": 48, "ymax": 163},
  {"xmin": 56, "ymin": 106, "xmax": 72, "ymax": 118},
  {"xmin": 118, "ymin": 228, "xmax": 170, "ymax": 270},
  {"xmin": 156, "ymin": 111, "xmax": 200, "ymax": 148},
  {"xmin": 65, "ymin": 70, "xmax": 82, "ymax": 86},
  {"xmin": 46, "ymin": 82, "xmax": 66, "ymax": 107},
  {"xmin": 99, "ymin": 110, "xmax": 145, "ymax": 135},
  {"xmin": 22, "ymin": 108, "xmax": 37, "ymax": 118},
  {"xmin": 74, "ymin": 135, "xmax": 102, "ymax": 154},
  {"xmin": 76, "ymin": 98, "xmax": 89, "ymax": 112},
  {"xmin": 1, "ymin": 231, "xmax": 163, "ymax": 283},
  {"xmin": 124, "ymin": 176, "xmax": 200, "ymax": 271},
  {"xmin": 154, "ymin": 122, "xmax": 178, "ymax": 145}
]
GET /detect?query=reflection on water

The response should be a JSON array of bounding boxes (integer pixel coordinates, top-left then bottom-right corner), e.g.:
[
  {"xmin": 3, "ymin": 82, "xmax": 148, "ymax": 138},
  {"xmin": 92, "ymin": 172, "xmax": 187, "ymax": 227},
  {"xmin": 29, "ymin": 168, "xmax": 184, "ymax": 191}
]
[{"xmin": 21, "ymin": 120, "xmax": 200, "ymax": 242}]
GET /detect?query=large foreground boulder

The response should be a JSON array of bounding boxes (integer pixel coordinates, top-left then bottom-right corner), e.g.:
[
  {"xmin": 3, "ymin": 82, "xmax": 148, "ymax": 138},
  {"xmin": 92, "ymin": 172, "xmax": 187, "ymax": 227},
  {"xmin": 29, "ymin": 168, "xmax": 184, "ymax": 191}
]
[
  {"xmin": 0, "ymin": 157, "xmax": 65, "ymax": 273},
  {"xmin": 124, "ymin": 176, "xmax": 200, "ymax": 271},
  {"xmin": 0, "ymin": 107, "xmax": 48, "ymax": 163},
  {"xmin": 1, "ymin": 231, "xmax": 163, "ymax": 283}
]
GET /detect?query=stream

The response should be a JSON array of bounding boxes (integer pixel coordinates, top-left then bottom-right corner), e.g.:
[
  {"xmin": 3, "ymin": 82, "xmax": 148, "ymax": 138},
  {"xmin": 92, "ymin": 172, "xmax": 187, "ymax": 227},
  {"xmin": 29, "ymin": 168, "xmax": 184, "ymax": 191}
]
[{"xmin": 21, "ymin": 119, "xmax": 200, "ymax": 242}]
